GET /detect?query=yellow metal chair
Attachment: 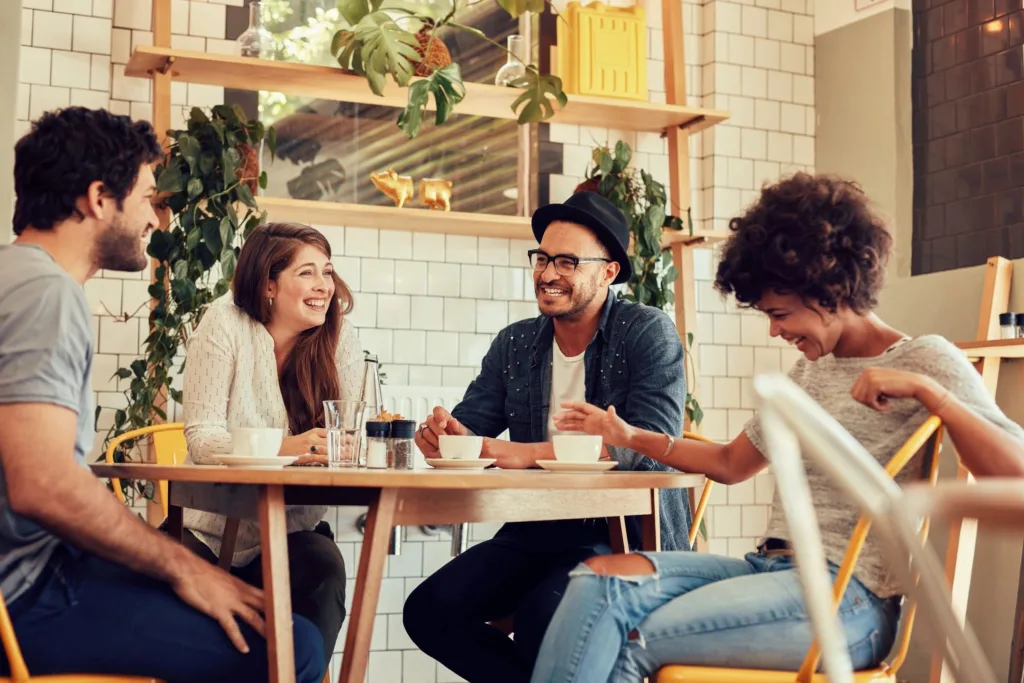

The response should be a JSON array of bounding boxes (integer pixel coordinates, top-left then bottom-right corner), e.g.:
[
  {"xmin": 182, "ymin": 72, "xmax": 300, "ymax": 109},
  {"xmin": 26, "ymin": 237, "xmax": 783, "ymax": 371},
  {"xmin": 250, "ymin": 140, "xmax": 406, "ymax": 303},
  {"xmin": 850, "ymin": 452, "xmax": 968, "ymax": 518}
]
[
  {"xmin": 0, "ymin": 587, "xmax": 160, "ymax": 683},
  {"xmin": 682, "ymin": 432, "xmax": 714, "ymax": 551},
  {"xmin": 656, "ymin": 416, "xmax": 944, "ymax": 683},
  {"xmin": 105, "ymin": 424, "xmax": 187, "ymax": 517}
]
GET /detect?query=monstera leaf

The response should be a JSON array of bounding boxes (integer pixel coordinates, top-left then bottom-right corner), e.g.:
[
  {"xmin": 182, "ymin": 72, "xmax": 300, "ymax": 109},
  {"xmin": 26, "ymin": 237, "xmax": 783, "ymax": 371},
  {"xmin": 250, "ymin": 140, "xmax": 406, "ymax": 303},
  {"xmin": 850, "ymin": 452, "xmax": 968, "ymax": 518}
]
[
  {"xmin": 509, "ymin": 71, "xmax": 567, "ymax": 124},
  {"xmin": 332, "ymin": 8, "xmax": 420, "ymax": 96},
  {"xmin": 397, "ymin": 64, "xmax": 466, "ymax": 137}
]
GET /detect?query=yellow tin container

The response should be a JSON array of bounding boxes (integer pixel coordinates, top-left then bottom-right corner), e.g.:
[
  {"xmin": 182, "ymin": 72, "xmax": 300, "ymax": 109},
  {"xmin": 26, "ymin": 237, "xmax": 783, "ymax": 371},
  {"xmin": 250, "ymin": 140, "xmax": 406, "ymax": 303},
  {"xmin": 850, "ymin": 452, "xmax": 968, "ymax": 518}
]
[{"xmin": 556, "ymin": 0, "xmax": 648, "ymax": 102}]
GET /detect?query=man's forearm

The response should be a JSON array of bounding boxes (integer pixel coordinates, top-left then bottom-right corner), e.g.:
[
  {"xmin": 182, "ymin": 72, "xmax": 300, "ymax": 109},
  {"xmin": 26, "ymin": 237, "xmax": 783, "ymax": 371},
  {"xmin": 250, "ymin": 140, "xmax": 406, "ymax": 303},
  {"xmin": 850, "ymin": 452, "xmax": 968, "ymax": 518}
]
[{"xmin": 14, "ymin": 464, "xmax": 194, "ymax": 584}]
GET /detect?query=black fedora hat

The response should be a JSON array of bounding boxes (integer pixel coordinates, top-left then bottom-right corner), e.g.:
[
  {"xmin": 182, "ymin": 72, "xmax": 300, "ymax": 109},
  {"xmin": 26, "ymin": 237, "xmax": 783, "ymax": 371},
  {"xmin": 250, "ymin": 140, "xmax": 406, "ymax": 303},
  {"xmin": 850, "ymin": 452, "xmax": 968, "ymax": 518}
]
[{"xmin": 531, "ymin": 191, "xmax": 632, "ymax": 285}]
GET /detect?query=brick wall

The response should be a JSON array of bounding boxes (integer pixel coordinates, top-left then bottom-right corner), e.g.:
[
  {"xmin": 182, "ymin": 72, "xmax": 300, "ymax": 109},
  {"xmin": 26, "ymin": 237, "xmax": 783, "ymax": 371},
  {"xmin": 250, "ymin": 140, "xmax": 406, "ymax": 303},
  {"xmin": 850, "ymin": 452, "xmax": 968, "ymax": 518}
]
[
  {"xmin": 912, "ymin": 0, "xmax": 1024, "ymax": 274},
  {"xmin": 13, "ymin": 1, "xmax": 813, "ymax": 680}
]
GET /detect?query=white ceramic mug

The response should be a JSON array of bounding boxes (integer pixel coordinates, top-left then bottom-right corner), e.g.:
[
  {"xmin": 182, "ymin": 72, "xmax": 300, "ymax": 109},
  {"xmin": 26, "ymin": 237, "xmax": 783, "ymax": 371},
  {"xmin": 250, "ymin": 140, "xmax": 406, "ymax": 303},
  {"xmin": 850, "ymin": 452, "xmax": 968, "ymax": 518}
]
[
  {"xmin": 230, "ymin": 427, "xmax": 284, "ymax": 458},
  {"xmin": 552, "ymin": 435, "xmax": 603, "ymax": 462},
  {"xmin": 438, "ymin": 435, "xmax": 484, "ymax": 460}
]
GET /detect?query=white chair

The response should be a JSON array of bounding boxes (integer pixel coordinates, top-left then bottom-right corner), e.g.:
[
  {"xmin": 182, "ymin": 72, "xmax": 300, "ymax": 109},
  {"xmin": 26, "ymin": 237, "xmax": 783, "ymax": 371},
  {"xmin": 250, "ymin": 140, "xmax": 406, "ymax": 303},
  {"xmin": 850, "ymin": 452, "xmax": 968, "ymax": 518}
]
[{"xmin": 753, "ymin": 373, "xmax": 998, "ymax": 683}]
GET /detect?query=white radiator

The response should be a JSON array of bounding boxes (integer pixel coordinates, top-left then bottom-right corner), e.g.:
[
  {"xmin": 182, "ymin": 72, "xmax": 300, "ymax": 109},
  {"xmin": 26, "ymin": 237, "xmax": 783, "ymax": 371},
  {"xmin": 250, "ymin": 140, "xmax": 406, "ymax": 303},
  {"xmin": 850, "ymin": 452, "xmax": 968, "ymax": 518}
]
[{"xmin": 379, "ymin": 385, "xmax": 468, "ymax": 469}]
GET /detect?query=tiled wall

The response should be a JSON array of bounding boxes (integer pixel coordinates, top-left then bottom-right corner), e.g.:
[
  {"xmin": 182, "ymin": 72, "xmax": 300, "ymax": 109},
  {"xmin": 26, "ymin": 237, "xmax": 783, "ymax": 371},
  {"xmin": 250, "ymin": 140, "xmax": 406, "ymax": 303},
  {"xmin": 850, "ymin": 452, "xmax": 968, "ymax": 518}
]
[
  {"xmin": 13, "ymin": 0, "xmax": 813, "ymax": 680},
  {"xmin": 911, "ymin": 0, "xmax": 1024, "ymax": 274}
]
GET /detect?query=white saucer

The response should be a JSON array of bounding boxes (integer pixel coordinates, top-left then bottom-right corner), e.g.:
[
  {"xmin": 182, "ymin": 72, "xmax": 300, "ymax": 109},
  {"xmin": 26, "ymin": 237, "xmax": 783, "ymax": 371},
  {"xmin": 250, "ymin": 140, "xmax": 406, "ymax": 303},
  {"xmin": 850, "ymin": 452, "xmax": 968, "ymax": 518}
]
[
  {"xmin": 536, "ymin": 460, "xmax": 617, "ymax": 472},
  {"xmin": 425, "ymin": 458, "xmax": 497, "ymax": 469},
  {"xmin": 210, "ymin": 455, "xmax": 300, "ymax": 468}
]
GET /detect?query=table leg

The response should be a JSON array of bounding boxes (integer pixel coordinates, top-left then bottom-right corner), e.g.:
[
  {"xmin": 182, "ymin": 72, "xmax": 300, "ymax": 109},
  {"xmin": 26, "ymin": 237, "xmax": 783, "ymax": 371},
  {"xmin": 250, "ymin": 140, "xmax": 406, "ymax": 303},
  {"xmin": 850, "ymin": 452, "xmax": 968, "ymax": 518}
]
[
  {"xmin": 259, "ymin": 485, "xmax": 294, "ymax": 683},
  {"xmin": 608, "ymin": 516, "xmax": 628, "ymax": 554},
  {"xmin": 641, "ymin": 490, "xmax": 661, "ymax": 551},
  {"xmin": 339, "ymin": 488, "xmax": 398, "ymax": 683}
]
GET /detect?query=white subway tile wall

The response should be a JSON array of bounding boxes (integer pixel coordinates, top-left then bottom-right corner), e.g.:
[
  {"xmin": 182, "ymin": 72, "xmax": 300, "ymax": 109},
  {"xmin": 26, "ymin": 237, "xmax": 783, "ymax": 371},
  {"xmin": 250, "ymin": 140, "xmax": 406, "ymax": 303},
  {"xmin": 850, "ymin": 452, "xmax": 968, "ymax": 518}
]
[{"xmin": 12, "ymin": 0, "xmax": 812, "ymax": 679}]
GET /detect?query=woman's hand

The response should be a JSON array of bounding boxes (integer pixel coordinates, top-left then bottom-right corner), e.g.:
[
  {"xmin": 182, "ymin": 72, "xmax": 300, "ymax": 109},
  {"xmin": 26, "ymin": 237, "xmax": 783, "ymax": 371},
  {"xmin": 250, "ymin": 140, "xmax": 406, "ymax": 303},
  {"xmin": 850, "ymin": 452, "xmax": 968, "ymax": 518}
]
[
  {"xmin": 851, "ymin": 368, "xmax": 949, "ymax": 414},
  {"xmin": 279, "ymin": 428, "xmax": 328, "ymax": 456},
  {"xmin": 552, "ymin": 401, "xmax": 635, "ymax": 449}
]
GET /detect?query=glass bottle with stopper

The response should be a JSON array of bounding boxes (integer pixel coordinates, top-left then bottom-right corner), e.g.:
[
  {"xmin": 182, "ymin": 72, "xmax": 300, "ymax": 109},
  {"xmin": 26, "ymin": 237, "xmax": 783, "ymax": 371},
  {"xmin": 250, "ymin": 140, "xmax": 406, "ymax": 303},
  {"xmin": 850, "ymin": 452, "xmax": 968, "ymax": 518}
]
[
  {"xmin": 237, "ymin": 1, "xmax": 273, "ymax": 59},
  {"xmin": 494, "ymin": 35, "xmax": 528, "ymax": 86}
]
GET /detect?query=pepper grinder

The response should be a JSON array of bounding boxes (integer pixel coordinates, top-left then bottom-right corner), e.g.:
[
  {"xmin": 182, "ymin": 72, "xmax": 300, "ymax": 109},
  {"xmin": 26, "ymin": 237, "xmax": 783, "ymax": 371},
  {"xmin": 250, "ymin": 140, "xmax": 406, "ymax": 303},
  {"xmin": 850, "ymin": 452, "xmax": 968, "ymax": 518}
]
[{"xmin": 359, "ymin": 354, "xmax": 384, "ymax": 467}]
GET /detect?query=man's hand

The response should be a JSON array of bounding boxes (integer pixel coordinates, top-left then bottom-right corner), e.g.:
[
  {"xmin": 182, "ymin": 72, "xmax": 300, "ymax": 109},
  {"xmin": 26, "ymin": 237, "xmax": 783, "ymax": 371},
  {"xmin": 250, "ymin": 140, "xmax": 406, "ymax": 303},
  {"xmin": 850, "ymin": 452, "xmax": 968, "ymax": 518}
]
[
  {"xmin": 415, "ymin": 406, "xmax": 469, "ymax": 457},
  {"xmin": 482, "ymin": 439, "xmax": 545, "ymax": 469},
  {"xmin": 171, "ymin": 555, "xmax": 266, "ymax": 653}
]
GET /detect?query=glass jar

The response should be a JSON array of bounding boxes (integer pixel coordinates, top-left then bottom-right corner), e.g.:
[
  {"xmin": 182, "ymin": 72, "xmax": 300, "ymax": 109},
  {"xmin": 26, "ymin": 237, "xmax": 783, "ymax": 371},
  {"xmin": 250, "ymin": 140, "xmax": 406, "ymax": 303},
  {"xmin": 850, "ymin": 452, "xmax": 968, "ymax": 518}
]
[
  {"xmin": 494, "ymin": 35, "xmax": 528, "ymax": 87},
  {"xmin": 237, "ymin": 1, "xmax": 273, "ymax": 59},
  {"xmin": 1004, "ymin": 312, "xmax": 1021, "ymax": 339},
  {"xmin": 390, "ymin": 420, "xmax": 417, "ymax": 470},
  {"xmin": 365, "ymin": 421, "xmax": 390, "ymax": 469}
]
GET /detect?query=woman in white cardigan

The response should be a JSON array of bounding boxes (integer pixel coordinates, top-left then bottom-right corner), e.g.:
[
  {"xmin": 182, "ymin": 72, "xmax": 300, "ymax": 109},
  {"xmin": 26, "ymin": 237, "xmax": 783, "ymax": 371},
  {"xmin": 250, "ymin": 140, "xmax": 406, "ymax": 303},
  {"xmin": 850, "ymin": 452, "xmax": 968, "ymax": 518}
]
[{"xmin": 178, "ymin": 222, "xmax": 361, "ymax": 667}]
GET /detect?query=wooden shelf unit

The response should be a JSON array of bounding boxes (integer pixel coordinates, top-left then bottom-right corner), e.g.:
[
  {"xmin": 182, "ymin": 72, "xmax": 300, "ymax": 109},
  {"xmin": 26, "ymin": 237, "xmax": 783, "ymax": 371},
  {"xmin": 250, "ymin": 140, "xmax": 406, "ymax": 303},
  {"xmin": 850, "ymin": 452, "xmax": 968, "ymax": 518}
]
[
  {"xmin": 957, "ymin": 337, "xmax": 1024, "ymax": 361},
  {"xmin": 126, "ymin": 47, "xmax": 730, "ymax": 134},
  {"xmin": 260, "ymin": 196, "xmax": 730, "ymax": 248}
]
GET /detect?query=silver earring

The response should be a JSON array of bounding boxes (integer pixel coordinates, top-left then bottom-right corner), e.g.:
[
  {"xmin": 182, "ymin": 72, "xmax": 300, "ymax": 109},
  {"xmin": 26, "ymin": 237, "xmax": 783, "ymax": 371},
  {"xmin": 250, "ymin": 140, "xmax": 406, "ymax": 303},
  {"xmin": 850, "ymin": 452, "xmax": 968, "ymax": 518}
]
[{"xmin": 268, "ymin": 297, "xmax": 273, "ymax": 306}]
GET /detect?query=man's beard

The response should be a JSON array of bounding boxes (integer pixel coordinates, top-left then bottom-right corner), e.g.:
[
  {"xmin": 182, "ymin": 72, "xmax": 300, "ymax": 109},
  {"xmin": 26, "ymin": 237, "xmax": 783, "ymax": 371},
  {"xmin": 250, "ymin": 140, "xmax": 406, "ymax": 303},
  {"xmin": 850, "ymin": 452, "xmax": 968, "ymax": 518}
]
[
  {"xmin": 94, "ymin": 212, "xmax": 148, "ymax": 273},
  {"xmin": 538, "ymin": 277, "xmax": 600, "ymax": 321}
]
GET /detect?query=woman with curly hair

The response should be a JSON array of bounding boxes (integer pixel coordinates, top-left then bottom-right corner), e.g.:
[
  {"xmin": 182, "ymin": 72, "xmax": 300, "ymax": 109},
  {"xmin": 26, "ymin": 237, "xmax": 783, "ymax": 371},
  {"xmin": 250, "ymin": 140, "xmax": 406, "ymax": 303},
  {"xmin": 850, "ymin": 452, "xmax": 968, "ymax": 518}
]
[{"xmin": 528, "ymin": 173, "xmax": 1024, "ymax": 683}]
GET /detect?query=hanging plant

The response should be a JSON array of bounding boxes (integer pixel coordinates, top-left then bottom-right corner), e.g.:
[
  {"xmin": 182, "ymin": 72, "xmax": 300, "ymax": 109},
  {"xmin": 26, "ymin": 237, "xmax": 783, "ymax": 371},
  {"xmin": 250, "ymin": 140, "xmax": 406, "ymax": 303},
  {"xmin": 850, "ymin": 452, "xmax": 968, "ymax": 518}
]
[
  {"xmin": 96, "ymin": 104, "xmax": 275, "ymax": 504},
  {"xmin": 575, "ymin": 141, "xmax": 703, "ymax": 428},
  {"xmin": 331, "ymin": 0, "xmax": 566, "ymax": 137}
]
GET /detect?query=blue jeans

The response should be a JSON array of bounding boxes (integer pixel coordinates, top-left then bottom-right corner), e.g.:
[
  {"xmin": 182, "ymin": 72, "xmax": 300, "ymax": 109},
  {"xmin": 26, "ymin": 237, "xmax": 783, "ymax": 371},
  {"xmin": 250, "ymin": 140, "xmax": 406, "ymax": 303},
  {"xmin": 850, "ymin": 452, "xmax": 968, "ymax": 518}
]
[
  {"xmin": 530, "ymin": 550, "xmax": 901, "ymax": 683},
  {"xmin": 2, "ymin": 547, "xmax": 325, "ymax": 683}
]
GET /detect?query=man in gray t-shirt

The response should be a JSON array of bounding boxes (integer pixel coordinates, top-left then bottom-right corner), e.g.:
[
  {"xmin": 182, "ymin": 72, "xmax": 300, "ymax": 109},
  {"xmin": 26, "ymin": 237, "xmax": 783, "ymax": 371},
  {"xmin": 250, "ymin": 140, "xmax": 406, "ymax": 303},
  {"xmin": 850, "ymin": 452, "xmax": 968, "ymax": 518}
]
[
  {"xmin": 0, "ymin": 107, "xmax": 323, "ymax": 683},
  {"xmin": 0, "ymin": 244, "xmax": 94, "ymax": 603}
]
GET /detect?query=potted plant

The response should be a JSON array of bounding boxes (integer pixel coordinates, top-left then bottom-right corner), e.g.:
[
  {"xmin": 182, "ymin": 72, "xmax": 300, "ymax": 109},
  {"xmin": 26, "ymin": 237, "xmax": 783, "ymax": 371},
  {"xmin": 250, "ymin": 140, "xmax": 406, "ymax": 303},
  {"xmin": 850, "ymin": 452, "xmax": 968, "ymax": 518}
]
[
  {"xmin": 97, "ymin": 104, "xmax": 275, "ymax": 504},
  {"xmin": 330, "ymin": 0, "xmax": 566, "ymax": 137}
]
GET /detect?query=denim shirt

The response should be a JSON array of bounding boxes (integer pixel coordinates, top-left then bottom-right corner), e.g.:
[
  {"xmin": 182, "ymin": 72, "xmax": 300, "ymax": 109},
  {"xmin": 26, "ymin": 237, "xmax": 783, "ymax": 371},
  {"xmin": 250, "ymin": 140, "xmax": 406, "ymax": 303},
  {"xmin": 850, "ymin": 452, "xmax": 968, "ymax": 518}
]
[{"xmin": 451, "ymin": 292, "xmax": 692, "ymax": 551}]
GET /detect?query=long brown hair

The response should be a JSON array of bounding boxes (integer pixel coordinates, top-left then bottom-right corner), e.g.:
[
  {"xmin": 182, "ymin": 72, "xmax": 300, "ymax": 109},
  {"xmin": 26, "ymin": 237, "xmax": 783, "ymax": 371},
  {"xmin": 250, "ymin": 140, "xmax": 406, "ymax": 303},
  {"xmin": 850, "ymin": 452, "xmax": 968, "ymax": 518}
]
[{"xmin": 233, "ymin": 222, "xmax": 354, "ymax": 434}]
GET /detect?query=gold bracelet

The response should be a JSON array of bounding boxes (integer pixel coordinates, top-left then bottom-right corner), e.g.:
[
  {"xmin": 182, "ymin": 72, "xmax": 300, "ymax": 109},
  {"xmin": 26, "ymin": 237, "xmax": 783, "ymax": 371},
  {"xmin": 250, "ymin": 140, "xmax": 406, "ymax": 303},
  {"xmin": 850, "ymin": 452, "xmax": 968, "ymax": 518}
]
[
  {"xmin": 659, "ymin": 433, "xmax": 675, "ymax": 460},
  {"xmin": 933, "ymin": 389, "xmax": 953, "ymax": 416}
]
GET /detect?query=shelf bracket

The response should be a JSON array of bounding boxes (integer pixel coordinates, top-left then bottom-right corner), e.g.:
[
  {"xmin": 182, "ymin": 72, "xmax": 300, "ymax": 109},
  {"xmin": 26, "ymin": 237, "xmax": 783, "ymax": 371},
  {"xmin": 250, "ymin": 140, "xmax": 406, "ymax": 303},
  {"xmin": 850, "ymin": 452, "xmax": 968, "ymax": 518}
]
[
  {"xmin": 678, "ymin": 115, "xmax": 707, "ymax": 132},
  {"xmin": 156, "ymin": 55, "xmax": 176, "ymax": 76}
]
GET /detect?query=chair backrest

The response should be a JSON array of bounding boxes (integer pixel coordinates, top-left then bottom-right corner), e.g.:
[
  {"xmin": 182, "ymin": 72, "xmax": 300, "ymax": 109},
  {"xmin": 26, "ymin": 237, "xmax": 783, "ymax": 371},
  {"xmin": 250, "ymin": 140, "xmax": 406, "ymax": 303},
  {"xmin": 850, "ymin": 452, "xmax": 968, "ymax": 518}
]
[
  {"xmin": 105, "ymin": 423, "xmax": 186, "ymax": 516},
  {"xmin": 682, "ymin": 431, "xmax": 714, "ymax": 550},
  {"xmin": 0, "ymin": 589, "xmax": 29, "ymax": 681},
  {"xmin": 755, "ymin": 373, "xmax": 997, "ymax": 683}
]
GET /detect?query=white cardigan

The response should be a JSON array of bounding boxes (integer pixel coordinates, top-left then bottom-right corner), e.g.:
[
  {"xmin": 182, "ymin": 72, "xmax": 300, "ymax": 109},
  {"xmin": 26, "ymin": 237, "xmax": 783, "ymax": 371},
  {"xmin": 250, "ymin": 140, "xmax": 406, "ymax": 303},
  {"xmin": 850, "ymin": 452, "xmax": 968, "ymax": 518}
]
[{"xmin": 182, "ymin": 296, "xmax": 361, "ymax": 566}]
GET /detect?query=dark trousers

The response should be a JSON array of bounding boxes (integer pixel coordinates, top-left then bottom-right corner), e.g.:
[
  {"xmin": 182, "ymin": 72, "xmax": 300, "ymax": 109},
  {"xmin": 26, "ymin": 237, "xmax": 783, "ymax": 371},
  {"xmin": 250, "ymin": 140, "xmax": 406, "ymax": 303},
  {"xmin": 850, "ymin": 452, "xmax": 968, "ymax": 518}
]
[
  {"xmin": 1, "ymin": 546, "xmax": 325, "ymax": 683},
  {"xmin": 179, "ymin": 520, "xmax": 346, "ymax": 669},
  {"xmin": 403, "ymin": 520, "xmax": 612, "ymax": 683}
]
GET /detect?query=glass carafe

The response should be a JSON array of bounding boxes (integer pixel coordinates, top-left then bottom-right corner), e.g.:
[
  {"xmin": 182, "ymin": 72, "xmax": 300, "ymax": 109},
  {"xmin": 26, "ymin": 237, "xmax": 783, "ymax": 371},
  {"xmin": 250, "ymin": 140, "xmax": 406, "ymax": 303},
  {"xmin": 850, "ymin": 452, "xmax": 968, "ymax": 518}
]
[
  {"xmin": 494, "ymin": 35, "xmax": 528, "ymax": 86},
  {"xmin": 237, "ymin": 1, "xmax": 273, "ymax": 59}
]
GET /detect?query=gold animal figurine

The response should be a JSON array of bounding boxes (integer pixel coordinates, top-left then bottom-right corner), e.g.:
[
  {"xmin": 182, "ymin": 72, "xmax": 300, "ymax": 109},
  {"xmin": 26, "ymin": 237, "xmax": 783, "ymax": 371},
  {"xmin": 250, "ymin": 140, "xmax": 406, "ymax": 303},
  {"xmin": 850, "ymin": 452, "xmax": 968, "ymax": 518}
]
[
  {"xmin": 419, "ymin": 178, "xmax": 453, "ymax": 211},
  {"xmin": 370, "ymin": 169, "xmax": 414, "ymax": 208}
]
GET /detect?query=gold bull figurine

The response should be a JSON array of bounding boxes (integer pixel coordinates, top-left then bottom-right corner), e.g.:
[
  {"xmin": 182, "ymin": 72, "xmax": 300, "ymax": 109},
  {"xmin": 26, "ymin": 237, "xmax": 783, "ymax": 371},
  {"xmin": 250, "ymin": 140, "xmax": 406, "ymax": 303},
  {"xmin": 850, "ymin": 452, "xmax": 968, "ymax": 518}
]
[
  {"xmin": 419, "ymin": 178, "xmax": 453, "ymax": 211},
  {"xmin": 370, "ymin": 169, "xmax": 414, "ymax": 208}
]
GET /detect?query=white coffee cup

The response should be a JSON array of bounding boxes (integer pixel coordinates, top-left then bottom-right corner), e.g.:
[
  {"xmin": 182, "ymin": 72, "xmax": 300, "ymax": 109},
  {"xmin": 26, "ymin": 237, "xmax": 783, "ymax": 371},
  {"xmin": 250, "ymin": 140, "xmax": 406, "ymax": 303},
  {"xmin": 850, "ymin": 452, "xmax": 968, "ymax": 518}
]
[
  {"xmin": 438, "ymin": 435, "xmax": 484, "ymax": 460},
  {"xmin": 230, "ymin": 427, "xmax": 284, "ymax": 458},
  {"xmin": 552, "ymin": 435, "xmax": 603, "ymax": 462}
]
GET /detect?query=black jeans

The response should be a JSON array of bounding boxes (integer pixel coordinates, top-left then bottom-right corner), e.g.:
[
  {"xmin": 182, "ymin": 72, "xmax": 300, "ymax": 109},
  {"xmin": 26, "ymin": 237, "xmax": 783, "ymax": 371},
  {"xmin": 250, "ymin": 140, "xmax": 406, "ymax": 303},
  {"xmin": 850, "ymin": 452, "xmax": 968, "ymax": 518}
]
[
  {"xmin": 403, "ymin": 520, "xmax": 612, "ymax": 683},
  {"xmin": 177, "ymin": 520, "xmax": 346, "ymax": 669}
]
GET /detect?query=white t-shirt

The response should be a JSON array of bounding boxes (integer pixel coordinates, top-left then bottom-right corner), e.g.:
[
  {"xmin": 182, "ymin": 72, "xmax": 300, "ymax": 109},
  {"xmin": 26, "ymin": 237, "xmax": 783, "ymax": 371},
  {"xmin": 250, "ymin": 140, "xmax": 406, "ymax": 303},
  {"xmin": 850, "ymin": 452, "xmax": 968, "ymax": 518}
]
[{"xmin": 547, "ymin": 341, "xmax": 587, "ymax": 439}]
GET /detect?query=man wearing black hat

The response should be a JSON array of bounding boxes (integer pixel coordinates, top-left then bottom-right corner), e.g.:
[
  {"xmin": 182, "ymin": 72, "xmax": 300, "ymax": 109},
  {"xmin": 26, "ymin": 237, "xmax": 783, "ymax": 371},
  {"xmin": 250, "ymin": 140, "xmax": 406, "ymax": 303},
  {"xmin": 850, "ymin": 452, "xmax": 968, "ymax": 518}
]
[{"xmin": 403, "ymin": 192, "xmax": 689, "ymax": 682}]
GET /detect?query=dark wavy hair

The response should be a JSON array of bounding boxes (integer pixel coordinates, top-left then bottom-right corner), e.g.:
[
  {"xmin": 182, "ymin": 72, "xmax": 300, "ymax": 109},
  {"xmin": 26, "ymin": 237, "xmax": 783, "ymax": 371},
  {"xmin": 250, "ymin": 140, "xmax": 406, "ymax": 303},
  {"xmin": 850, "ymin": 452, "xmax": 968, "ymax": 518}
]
[
  {"xmin": 714, "ymin": 173, "xmax": 893, "ymax": 315},
  {"xmin": 233, "ymin": 223, "xmax": 355, "ymax": 435},
  {"xmin": 13, "ymin": 107, "xmax": 162, "ymax": 235}
]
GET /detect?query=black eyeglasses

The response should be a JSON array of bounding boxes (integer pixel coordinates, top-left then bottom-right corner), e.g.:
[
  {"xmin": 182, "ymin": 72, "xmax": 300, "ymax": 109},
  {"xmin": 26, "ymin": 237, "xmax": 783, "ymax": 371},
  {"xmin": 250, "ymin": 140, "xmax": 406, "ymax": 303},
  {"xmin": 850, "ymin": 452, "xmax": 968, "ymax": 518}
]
[{"xmin": 528, "ymin": 249, "xmax": 612, "ymax": 277}]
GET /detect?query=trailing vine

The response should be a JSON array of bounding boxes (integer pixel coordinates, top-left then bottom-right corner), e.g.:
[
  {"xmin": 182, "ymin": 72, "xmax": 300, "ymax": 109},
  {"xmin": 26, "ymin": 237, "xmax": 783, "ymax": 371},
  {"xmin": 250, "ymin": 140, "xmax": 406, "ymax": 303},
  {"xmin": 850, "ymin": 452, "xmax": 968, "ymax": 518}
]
[
  {"xmin": 97, "ymin": 105, "xmax": 275, "ymax": 503},
  {"xmin": 575, "ymin": 141, "xmax": 704, "ymax": 428}
]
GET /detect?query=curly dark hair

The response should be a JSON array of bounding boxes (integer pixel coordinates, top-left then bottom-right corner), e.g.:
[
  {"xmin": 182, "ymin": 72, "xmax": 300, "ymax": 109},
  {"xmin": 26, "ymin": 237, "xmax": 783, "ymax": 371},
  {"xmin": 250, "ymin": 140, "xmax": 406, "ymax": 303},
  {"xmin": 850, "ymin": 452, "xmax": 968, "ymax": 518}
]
[
  {"xmin": 13, "ymin": 107, "xmax": 162, "ymax": 235},
  {"xmin": 714, "ymin": 172, "xmax": 893, "ymax": 314}
]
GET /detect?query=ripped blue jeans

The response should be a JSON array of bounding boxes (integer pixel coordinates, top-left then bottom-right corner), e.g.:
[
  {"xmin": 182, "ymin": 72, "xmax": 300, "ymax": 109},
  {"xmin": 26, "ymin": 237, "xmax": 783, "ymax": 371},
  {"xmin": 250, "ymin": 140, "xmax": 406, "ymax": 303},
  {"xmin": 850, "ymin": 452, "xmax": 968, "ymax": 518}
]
[{"xmin": 529, "ymin": 550, "xmax": 901, "ymax": 683}]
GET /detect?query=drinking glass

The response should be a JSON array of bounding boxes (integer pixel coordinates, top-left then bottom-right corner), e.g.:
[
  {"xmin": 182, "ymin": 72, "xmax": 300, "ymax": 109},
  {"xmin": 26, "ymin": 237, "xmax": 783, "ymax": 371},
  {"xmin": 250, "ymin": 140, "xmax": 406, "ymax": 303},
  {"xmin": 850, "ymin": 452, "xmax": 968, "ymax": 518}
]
[{"xmin": 323, "ymin": 400, "xmax": 366, "ymax": 468}]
